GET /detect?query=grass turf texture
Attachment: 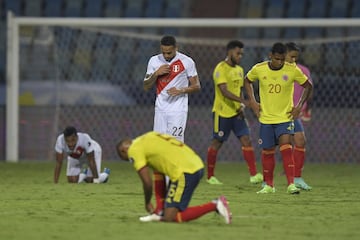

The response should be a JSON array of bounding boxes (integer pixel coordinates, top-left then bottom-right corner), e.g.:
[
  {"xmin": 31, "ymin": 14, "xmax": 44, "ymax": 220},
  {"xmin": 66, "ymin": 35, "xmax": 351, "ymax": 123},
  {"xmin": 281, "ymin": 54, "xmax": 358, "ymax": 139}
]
[{"xmin": 0, "ymin": 162, "xmax": 359, "ymax": 240}]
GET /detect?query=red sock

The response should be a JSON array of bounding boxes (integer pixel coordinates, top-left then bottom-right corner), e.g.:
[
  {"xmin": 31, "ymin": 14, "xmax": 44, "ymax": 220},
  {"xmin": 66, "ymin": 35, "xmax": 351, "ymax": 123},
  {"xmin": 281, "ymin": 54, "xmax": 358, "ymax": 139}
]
[
  {"xmin": 153, "ymin": 172, "xmax": 166, "ymax": 214},
  {"xmin": 207, "ymin": 147, "xmax": 218, "ymax": 179},
  {"xmin": 242, "ymin": 146, "xmax": 257, "ymax": 176},
  {"xmin": 261, "ymin": 149, "xmax": 275, "ymax": 187},
  {"xmin": 280, "ymin": 144, "xmax": 295, "ymax": 185},
  {"xmin": 175, "ymin": 202, "xmax": 217, "ymax": 222},
  {"xmin": 293, "ymin": 146, "xmax": 305, "ymax": 177}
]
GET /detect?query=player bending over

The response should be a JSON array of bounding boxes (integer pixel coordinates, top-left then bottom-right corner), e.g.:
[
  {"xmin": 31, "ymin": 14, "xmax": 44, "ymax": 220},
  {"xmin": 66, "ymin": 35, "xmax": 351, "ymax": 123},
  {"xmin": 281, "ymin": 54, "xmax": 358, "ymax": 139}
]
[
  {"xmin": 54, "ymin": 126, "xmax": 110, "ymax": 184},
  {"xmin": 116, "ymin": 131, "xmax": 232, "ymax": 224}
]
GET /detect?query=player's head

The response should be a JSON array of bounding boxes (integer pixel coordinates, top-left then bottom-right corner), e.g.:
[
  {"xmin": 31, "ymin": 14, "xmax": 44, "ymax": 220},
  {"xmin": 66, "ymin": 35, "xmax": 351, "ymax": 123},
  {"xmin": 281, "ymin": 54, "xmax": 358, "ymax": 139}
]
[
  {"xmin": 269, "ymin": 42, "xmax": 286, "ymax": 70},
  {"xmin": 116, "ymin": 138, "xmax": 132, "ymax": 161},
  {"xmin": 226, "ymin": 40, "xmax": 244, "ymax": 65},
  {"xmin": 285, "ymin": 42, "xmax": 301, "ymax": 64},
  {"xmin": 63, "ymin": 126, "xmax": 78, "ymax": 150},
  {"xmin": 160, "ymin": 35, "xmax": 177, "ymax": 62}
]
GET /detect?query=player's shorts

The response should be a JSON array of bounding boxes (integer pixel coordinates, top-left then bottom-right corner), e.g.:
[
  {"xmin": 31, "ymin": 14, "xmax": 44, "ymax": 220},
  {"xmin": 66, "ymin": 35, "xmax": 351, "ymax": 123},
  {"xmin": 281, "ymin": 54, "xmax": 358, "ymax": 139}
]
[
  {"xmin": 165, "ymin": 169, "xmax": 204, "ymax": 211},
  {"xmin": 294, "ymin": 119, "xmax": 304, "ymax": 133},
  {"xmin": 212, "ymin": 112, "xmax": 250, "ymax": 142},
  {"xmin": 258, "ymin": 121, "xmax": 295, "ymax": 149},
  {"xmin": 66, "ymin": 141, "xmax": 102, "ymax": 177},
  {"xmin": 154, "ymin": 111, "xmax": 187, "ymax": 142}
]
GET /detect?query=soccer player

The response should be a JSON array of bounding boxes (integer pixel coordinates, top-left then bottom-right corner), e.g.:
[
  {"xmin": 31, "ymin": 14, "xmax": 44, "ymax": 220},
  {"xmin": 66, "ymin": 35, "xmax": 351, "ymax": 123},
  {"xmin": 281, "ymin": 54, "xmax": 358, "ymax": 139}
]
[
  {"xmin": 285, "ymin": 42, "xmax": 313, "ymax": 190},
  {"xmin": 54, "ymin": 126, "xmax": 110, "ymax": 184},
  {"xmin": 206, "ymin": 40, "xmax": 263, "ymax": 185},
  {"xmin": 143, "ymin": 35, "xmax": 201, "ymax": 214},
  {"xmin": 143, "ymin": 35, "xmax": 201, "ymax": 142},
  {"xmin": 244, "ymin": 42, "xmax": 313, "ymax": 194},
  {"xmin": 116, "ymin": 131, "xmax": 232, "ymax": 224}
]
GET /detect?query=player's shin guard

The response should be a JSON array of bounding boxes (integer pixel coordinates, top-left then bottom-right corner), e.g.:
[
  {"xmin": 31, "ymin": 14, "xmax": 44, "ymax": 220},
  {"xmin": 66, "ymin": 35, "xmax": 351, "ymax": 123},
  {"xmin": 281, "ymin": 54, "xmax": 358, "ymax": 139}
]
[
  {"xmin": 175, "ymin": 202, "xmax": 217, "ymax": 222},
  {"xmin": 242, "ymin": 146, "xmax": 258, "ymax": 176},
  {"xmin": 294, "ymin": 146, "xmax": 305, "ymax": 177},
  {"xmin": 153, "ymin": 172, "xmax": 166, "ymax": 215},
  {"xmin": 280, "ymin": 144, "xmax": 295, "ymax": 185},
  {"xmin": 207, "ymin": 147, "xmax": 218, "ymax": 179},
  {"xmin": 261, "ymin": 149, "xmax": 275, "ymax": 187}
]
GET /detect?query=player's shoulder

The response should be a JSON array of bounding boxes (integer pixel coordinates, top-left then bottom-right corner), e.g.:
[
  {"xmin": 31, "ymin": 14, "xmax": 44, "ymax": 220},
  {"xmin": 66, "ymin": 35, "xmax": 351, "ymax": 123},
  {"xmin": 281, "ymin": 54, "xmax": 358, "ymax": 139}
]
[
  {"xmin": 254, "ymin": 61, "xmax": 268, "ymax": 68},
  {"xmin": 177, "ymin": 52, "xmax": 195, "ymax": 63}
]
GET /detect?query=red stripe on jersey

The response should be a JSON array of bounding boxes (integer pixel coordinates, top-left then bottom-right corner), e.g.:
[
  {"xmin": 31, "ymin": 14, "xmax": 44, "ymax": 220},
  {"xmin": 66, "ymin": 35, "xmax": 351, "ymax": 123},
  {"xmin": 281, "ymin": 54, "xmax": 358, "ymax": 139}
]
[
  {"xmin": 156, "ymin": 59, "xmax": 185, "ymax": 95},
  {"xmin": 70, "ymin": 146, "xmax": 85, "ymax": 159}
]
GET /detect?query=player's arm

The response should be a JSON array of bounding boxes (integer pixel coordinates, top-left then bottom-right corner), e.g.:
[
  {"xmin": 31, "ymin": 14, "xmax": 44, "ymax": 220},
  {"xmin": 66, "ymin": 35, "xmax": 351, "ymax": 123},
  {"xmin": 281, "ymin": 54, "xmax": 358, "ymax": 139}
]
[
  {"xmin": 137, "ymin": 166, "xmax": 154, "ymax": 213},
  {"xmin": 167, "ymin": 75, "xmax": 201, "ymax": 96},
  {"xmin": 244, "ymin": 77, "xmax": 260, "ymax": 118},
  {"xmin": 291, "ymin": 80, "xmax": 313, "ymax": 119},
  {"xmin": 54, "ymin": 152, "xmax": 63, "ymax": 183},
  {"xmin": 143, "ymin": 64, "xmax": 170, "ymax": 91},
  {"xmin": 218, "ymin": 83, "xmax": 248, "ymax": 106},
  {"xmin": 86, "ymin": 151, "xmax": 99, "ymax": 181}
]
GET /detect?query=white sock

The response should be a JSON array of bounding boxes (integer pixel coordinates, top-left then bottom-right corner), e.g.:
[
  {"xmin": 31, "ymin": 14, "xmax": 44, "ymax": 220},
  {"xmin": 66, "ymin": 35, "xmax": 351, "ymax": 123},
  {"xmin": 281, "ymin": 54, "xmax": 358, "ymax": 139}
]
[
  {"xmin": 99, "ymin": 172, "xmax": 109, "ymax": 183},
  {"xmin": 78, "ymin": 173, "xmax": 87, "ymax": 183}
]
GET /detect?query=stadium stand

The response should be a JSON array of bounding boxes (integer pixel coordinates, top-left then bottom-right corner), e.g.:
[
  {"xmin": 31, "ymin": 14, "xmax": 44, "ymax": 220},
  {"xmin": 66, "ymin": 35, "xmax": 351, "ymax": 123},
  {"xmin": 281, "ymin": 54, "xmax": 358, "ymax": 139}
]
[
  {"xmin": 44, "ymin": 0, "xmax": 63, "ymax": 17},
  {"xmin": 84, "ymin": 0, "xmax": 103, "ymax": 17},
  {"xmin": 103, "ymin": 0, "xmax": 123, "ymax": 17}
]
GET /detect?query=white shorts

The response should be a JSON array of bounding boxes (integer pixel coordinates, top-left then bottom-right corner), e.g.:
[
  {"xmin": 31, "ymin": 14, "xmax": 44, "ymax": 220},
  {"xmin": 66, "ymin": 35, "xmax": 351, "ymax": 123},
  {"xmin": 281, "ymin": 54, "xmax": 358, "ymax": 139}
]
[
  {"xmin": 154, "ymin": 111, "xmax": 187, "ymax": 142},
  {"xmin": 66, "ymin": 141, "xmax": 102, "ymax": 177}
]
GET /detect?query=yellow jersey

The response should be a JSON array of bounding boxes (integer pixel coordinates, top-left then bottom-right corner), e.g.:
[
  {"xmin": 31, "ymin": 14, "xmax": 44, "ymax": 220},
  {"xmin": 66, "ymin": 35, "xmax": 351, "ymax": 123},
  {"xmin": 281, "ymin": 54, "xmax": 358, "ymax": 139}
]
[
  {"xmin": 212, "ymin": 61, "xmax": 244, "ymax": 117},
  {"xmin": 128, "ymin": 131, "xmax": 204, "ymax": 181},
  {"xmin": 246, "ymin": 61, "xmax": 307, "ymax": 124}
]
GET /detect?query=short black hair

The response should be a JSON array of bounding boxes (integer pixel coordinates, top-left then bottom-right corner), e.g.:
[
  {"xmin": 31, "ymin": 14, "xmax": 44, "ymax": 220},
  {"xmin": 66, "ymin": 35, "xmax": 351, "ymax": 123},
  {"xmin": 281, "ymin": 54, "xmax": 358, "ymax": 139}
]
[
  {"xmin": 63, "ymin": 126, "xmax": 77, "ymax": 137},
  {"xmin": 271, "ymin": 42, "xmax": 287, "ymax": 54},
  {"xmin": 285, "ymin": 42, "xmax": 301, "ymax": 52},
  {"xmin": 226, "ymin": 40, "xmax": 244, "ymax": 51},
  {"xmin": 160, "ymin": 35, "xmax": 176, "ymax": 46}
]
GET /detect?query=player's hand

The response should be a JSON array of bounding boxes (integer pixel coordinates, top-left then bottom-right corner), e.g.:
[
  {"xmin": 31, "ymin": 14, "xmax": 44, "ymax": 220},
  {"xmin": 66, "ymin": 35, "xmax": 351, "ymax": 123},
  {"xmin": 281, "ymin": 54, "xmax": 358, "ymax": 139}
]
[
  {"xmin": 156, "ymin": 64, "xmax": 171, "ymax": 76},
  {"xmin": 290, "ymin": 106, "xmax": 301, "ymax": 119},
  {"xmin": 167, "ymin": 87, "xmax": 182, "ymax": 96},
  {"xmin": 249, "ymin": 101, "xmax": 260, "ymax": 118}
]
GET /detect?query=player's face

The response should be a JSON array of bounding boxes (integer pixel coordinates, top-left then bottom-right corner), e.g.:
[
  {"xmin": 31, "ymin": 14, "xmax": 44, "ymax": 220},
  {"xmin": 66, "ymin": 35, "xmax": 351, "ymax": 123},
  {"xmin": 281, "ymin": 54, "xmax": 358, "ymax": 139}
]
[
  {"xmin": 161, "ymin": 45, "xmax": 177, "ymax": 62},
  {"xmin": 269, "ymin": 52, "xmax": 285, "ymax": 70},
  {"xmin": 230, "ymin": 47, "xmax": 244, "ymax": 65},
  {"xmin": 285, "ymin": 50, "xmax": 299, "ymax": 63},
  {"xmin": 65, "ymin": 134, "xmax": 78, "ymax": 150}
]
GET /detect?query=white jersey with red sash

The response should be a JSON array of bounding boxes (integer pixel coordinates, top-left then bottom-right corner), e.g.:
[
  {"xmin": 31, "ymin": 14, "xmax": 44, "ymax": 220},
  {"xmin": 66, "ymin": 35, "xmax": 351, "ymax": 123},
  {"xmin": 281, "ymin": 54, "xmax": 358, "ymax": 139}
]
[
  {"xmin": 145, "ymin": 51, "xmax": 198, "ymax": 113},
  {"xmin": 55, "ymin": 132, "xmax": 98, "ymax": 159}
]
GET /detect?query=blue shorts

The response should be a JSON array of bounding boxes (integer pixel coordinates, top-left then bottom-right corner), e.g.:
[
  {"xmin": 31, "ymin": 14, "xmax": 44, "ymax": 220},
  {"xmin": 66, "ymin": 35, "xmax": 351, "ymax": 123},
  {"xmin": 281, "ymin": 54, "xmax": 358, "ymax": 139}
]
[
  {"xmin": 165, "ymin": 169, "xmax": 204, "ymax": 211},
  {"xmin": 212, "ymin": 112, "xmax": 250, "ymax": 142},
  {"xmin": 294, "ymin": 119, "xmax": 304, "ymax": 133},
  {"xmin": 258, "ymin": 121, "xmax": 295, "ymax": 149}
]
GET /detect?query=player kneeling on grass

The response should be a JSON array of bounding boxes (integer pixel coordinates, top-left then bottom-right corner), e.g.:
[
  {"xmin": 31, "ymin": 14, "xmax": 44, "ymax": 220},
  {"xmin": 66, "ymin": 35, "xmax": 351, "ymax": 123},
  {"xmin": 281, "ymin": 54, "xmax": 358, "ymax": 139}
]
[
  {"xmin": 116, "ymin": 131, "xmax": 232, "ymax": 224},
  {"xmin": 54, "ymin": 126, "xmax": 110, "ymax": 184}
]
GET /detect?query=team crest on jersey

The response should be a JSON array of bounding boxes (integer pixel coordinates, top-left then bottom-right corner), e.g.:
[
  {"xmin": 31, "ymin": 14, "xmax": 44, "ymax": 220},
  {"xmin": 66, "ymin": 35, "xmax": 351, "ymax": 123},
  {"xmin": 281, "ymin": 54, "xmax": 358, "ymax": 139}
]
[
  {"xmin": 172, "ymin": 64, "xmax": 181, "ymax": 73},
  {"xmin": 218, "ymin": 131, "xmax": 224, "ymax": 137},
  {"xmin": 282, "ymin": 75, "xmax": 289, "ymax": 81},
  {"xmin": 70, "ymin": 146, "xmax": 84, "ymax": 159}
]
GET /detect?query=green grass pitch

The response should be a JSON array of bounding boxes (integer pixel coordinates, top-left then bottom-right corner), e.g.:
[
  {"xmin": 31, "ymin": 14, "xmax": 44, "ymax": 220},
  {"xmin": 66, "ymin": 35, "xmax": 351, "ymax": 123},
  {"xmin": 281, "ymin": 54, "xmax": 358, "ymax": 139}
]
[{"xmin": 0, "ymin": 161, "xmax": 359, "ymax": 240}]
